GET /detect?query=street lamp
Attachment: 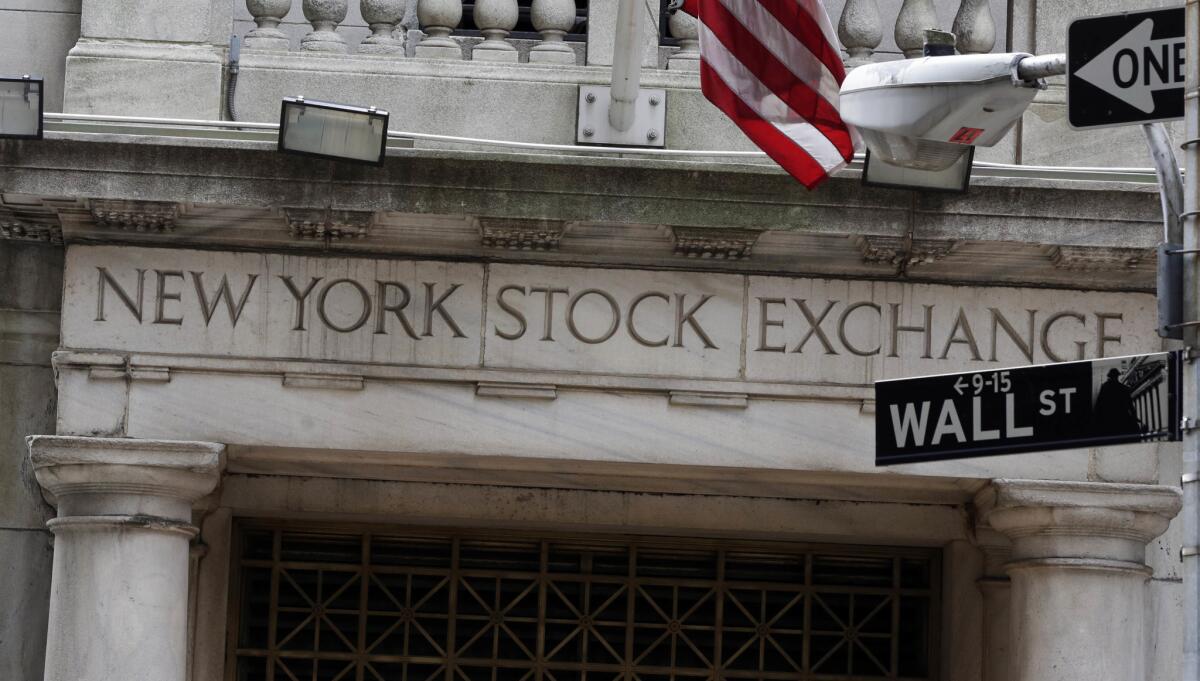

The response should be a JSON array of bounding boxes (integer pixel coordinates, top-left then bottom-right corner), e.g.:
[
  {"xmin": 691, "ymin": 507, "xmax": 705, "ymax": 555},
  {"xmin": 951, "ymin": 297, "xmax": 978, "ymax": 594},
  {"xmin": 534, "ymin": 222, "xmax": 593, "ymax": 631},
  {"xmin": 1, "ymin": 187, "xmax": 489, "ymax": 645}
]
[
  {"xmin": 278, "ymin": 97, "xmax": 389, "ymax": 165},
  {"xmin": 840, "ymin": 51, "xmax": 1046, "ymax": 192},
  {"xmin": 0, "ymin": 75, "xmax": 44, "ymax": 139}
]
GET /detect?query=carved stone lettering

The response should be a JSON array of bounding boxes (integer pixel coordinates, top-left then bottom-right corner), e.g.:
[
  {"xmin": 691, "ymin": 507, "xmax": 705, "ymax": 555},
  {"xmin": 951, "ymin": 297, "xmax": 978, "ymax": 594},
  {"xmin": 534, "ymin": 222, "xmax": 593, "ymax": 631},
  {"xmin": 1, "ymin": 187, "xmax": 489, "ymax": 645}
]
[{"xmin": 68, "ymin": 248, "xmax": 1159, "ymax": 384}]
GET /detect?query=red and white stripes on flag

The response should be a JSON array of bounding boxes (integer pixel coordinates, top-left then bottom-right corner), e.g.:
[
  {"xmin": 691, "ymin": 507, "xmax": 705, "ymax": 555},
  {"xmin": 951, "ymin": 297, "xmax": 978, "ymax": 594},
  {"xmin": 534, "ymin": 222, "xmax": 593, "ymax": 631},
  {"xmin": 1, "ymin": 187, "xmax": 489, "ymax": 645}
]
[{"xmin": 680, "ymin": 0, "xmax": 858, "ymax": 189}]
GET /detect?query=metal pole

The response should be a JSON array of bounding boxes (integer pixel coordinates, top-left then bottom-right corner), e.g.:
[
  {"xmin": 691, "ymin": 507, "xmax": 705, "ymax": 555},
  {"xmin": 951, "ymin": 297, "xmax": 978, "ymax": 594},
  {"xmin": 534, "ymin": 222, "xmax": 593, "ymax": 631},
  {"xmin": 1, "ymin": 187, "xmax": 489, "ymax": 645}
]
[
  {"xmin": 608, "ymin": 0, "xmax": 643, "ymax": 132},
  {"xmin": 1014, "ymin": 53, "xmax": 1066, "ymax": 81},
  {"xmin": 1008, "ymin": 49, "xmax": 1197, "ymax": 680},
  {"xmin": 1143, "ymin": 123, "xmax": 1185, "ymax": 245},
  {"xmin": 1183, "ymin": 1, "xmax": 1200, "ymax": 679}
]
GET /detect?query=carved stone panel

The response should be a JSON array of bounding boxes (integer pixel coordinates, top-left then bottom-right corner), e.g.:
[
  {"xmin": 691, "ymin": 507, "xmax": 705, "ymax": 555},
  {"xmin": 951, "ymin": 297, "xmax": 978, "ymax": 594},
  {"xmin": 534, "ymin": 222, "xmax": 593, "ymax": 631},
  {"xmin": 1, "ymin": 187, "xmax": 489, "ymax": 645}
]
[
  {"xmin": 483, "ymin": 263, "xmax": 744, "ymax": 379},
  {"xmin": 0, "ymin": 207, "xmax": 63, "ymax": 244},
  {"xmin": 1048, "ymin": 246, "xmax": 1151, "ymax": 271},
  {"xmin": 479, "ymin": 217, "xmax": 565, "ymax": 251},
  {"xmin": 744, "ymin": 276, "xmax": 1159, "ymax": 385},
  {"xmin": 90, "ymin": 200, "xmax": 180, "ymax": 233},
  {"xmin": 61, "ymin": 246, "xmax": 1161, "ymax": 388},
  {"xmin": 853, "ymin": 235, "xmax": 958, "ymax": 267},
  {"xmin": 62, "ymin": 246, "xmax": 484, "ymax": 367},
  {"xmin": 283, "ymin": 208, "xmax": 374, "ymax": 241},
  {"xmin": 672, "ymin": 227, "xmax": 761, "ymax": 259}
]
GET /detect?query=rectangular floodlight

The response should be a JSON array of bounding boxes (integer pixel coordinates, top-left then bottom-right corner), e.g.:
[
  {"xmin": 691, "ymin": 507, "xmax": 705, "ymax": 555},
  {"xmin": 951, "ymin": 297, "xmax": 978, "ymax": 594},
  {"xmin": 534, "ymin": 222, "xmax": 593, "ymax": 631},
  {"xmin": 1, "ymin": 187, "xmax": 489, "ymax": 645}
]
[
  {"xmin": 861, "ymin": 147, "xmax": 974, "ymax": 193},
  {"xmin": 278, "ymin": 97, "xmax": 388, "ymax": 165},
  {"xmin": 0, "ymin": 75, "xmax": 43, "ymax": 139}
]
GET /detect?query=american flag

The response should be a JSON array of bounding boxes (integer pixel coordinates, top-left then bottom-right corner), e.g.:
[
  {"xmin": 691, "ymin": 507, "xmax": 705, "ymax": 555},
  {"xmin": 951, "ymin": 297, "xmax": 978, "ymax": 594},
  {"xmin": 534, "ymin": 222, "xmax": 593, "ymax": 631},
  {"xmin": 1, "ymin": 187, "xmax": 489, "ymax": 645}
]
[{"xmin": 678, "ymin": 0, "xmax": 858, "ymax": 189}]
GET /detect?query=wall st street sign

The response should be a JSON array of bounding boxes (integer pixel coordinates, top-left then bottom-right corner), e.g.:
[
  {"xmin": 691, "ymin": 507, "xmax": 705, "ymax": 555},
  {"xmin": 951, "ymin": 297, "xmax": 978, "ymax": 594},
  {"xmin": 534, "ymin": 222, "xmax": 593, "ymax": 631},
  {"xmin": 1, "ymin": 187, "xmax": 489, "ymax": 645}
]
[
  {"xmin": 875, "ymin": 352, "xmax": 1182, "ymax": 466},
  {"xmin": 1067, "ymin": 7, "xmax": 1186, "ymax": 129}
]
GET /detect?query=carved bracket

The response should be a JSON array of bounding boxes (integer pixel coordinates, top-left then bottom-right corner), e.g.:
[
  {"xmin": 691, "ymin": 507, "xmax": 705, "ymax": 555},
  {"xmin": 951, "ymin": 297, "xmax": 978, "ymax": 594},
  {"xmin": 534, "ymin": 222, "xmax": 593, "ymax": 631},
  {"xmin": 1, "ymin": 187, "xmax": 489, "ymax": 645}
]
[
  {"xmin": 671, "ymin": 227, "xmax": 761, "ymax": 260},
  {"xmin": 283, "ymin": 208, "xmax": 374, "ymax": 241},
  {"xmin": 90, "ymin": 199, "xmax": 180, "ymax": 233},
  {"xmin": 0, "ymin": 207, "xmax": 63, "ymax": 244},
  {"xmin": 1047, "ymin": 246, "xmax": 1151, "ymax": 271},
  {"xmin": 479, "ymin": 218, "xmax": 566, "ymax": 251},
  {"xmin": 854, "ymin": 235, "xmax": 957, "ymax": 266}
]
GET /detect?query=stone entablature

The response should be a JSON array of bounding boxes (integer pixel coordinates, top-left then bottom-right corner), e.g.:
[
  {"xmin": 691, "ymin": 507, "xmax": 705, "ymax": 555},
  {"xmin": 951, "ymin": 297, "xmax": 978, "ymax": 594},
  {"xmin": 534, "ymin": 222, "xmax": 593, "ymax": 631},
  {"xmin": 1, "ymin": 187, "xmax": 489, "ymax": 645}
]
[{"xmin": 63, "ymin": 245, "xmax": 1160, "ymax": 386}]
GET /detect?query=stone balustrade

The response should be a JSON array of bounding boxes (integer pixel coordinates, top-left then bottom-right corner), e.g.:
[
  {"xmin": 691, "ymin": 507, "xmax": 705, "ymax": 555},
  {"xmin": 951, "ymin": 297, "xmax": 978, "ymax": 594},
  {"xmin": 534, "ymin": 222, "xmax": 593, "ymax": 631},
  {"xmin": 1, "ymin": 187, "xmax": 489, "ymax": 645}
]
[{"xmin": 241, "ymin": 0, "xmax": 995, "ymax": 67}]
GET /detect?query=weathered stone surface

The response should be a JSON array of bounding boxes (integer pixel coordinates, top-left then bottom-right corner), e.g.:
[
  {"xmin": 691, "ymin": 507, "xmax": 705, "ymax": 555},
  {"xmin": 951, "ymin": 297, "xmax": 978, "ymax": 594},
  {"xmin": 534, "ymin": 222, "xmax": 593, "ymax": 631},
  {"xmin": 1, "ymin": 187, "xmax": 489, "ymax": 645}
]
[{"xmin": 64, "ymin": 42, "xmax": 224, "ymax": 119}]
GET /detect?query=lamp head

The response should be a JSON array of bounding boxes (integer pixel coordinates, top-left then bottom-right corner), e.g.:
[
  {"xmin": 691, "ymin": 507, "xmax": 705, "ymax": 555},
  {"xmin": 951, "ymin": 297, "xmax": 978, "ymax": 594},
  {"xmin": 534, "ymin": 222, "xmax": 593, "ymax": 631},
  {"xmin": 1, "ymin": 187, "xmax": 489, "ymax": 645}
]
[{"xmin": 840, "ymin": 54, "xmax": 1044, "ymax": 190}]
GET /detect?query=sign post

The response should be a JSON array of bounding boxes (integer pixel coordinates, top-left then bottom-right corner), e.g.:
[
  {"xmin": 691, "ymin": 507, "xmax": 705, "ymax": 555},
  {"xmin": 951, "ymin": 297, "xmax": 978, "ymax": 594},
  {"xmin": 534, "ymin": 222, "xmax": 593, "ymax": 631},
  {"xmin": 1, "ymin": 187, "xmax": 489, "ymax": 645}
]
[
  {"xmin": 875, "ymin": 353, "xmax": 1183, "ymax": 466},
  {"xmin": 1068, "ymin": 7, "xmax": 1187, "ymax": 129}
]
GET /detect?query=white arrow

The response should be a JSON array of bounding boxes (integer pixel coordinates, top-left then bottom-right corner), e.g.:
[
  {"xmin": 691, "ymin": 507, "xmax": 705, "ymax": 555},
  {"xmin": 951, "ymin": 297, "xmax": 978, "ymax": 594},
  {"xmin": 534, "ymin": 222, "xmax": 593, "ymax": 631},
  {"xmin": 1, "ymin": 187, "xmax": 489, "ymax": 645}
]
[
  {"xmin": 1075, "ymin": 18, "xmax": 1185, "ymax": 114},
  {"xmin": 954, "ymin": 375, "xmax": 967, "ymax": 396}
]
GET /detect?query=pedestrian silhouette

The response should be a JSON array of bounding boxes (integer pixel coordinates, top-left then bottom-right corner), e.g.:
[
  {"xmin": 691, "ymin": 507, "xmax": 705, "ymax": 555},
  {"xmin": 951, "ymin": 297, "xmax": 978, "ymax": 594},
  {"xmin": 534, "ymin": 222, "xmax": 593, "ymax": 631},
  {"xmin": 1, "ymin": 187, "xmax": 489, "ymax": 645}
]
[{"xmin": 1093, "ymin": 368, "xmax": 1141, "ymax": 436}]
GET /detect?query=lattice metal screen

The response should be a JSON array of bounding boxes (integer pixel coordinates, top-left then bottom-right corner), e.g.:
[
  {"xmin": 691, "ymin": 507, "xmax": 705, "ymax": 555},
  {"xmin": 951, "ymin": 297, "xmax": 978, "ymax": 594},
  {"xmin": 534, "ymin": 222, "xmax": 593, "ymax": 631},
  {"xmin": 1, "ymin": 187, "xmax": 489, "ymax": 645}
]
[{"xmin": 230, "ymin": 524, "xmax": 939, "ymax": 681}]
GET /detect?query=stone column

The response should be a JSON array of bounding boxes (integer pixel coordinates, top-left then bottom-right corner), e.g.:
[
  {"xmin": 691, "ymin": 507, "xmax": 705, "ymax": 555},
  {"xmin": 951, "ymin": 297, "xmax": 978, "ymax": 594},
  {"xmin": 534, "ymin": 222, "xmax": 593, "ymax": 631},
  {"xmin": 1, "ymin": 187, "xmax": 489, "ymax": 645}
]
[
  {"xmin": 977, "ymin": 479, "xmax": 1181, "ymax": 681},
  {"xmin": 974, "ymin": 527, "xmax": 1011, "ymax": 681},
  {"xmin": 28, "ymin": 436, "xmax": 224, "ymax": 681}
]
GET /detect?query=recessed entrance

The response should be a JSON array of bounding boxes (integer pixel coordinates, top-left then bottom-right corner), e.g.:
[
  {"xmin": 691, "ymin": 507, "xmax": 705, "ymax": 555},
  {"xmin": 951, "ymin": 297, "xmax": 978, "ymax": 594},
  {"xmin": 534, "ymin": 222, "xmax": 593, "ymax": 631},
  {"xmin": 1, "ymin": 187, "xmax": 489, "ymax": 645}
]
[{"xmin": 228, "ymin": 523, "xmax": 939, "ymax": 681}]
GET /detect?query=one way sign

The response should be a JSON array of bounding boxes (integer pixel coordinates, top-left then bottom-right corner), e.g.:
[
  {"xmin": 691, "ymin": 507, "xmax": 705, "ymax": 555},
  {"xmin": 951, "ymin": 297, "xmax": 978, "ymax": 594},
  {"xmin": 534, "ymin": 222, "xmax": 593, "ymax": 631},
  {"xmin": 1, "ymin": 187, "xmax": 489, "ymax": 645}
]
[{"xmin": 1068, "ymin": 7, "xmax": 1186, "ymax": 129}]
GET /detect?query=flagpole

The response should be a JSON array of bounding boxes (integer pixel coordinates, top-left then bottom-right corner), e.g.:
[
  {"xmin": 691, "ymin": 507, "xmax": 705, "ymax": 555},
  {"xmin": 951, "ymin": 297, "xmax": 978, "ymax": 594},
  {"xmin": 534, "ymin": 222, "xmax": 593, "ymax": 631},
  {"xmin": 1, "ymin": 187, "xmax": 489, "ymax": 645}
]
[{"xmin": 608, "ymin": 0, "xmax": 644, "ymax": 132}]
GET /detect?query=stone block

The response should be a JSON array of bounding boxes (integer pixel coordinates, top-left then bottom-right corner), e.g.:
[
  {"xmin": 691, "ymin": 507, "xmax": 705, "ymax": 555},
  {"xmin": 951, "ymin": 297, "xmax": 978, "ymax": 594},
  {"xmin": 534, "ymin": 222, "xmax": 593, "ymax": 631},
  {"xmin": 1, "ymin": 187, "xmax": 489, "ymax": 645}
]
[
  {"xmin": 1091, "ymin": 442, "xmax": 1159, "ymax": 484},
  {"xmin": 235, "ymin": 57, "xmax": 582, "ymax": 142},
  {"xmin": 63, "ymin": 44, "xmax": 224, "ymax": 119},
  {"xmin": 80, "ymin": 0, "xmax": 227, "ymax": 43}
]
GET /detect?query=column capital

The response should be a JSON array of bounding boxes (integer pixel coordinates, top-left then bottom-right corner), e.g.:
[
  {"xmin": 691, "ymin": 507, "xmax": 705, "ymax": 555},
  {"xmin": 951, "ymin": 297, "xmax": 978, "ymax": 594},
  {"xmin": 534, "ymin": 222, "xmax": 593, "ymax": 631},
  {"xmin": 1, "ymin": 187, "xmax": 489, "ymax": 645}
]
[
  {"xmin": 27, "ymin": 436, "xmax": 224, "ymax": 522},
  {"xmin": 975, "ymin": 478, "xmax": 1181, "ymax": 566}
]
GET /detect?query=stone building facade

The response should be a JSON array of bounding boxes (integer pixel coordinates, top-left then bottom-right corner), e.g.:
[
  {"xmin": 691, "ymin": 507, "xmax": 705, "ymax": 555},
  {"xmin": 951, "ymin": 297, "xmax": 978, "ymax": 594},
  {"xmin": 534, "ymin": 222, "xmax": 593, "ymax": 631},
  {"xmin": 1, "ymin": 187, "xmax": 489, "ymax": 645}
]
[{"xmin": 0, "ymin": 1, "xmax": 1189, "ymax": 681}]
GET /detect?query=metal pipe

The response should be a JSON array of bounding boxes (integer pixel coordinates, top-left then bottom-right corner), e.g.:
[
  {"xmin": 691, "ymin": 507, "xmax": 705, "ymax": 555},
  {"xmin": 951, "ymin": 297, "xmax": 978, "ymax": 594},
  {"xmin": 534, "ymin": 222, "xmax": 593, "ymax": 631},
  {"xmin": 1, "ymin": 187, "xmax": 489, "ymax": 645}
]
[
  {"xmin": 1143, "ymin": 122, "xmax": 1186, "ymax": 243},
  {"xmin": 608, "ymin": 0, "xmax": 644, "ymax": 132},
  {"xmin": 1015, "ymin": 53, "xmax": 1066, "ymax": 80}
]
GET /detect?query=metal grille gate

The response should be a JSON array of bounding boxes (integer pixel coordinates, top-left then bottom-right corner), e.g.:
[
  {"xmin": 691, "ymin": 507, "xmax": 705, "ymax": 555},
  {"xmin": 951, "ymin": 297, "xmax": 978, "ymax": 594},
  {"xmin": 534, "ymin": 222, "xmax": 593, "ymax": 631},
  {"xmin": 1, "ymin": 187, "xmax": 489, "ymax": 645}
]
[{"xmin": 229, "ymin": 524, "xmax": 938, "ymax": 681}]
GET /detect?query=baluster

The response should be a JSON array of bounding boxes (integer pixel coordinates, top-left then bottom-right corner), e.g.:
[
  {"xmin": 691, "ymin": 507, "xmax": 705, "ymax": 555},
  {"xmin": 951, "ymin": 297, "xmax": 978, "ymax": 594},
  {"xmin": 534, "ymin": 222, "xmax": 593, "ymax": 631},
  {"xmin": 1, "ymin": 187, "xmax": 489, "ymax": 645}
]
[
  {"xmin": 415, "ymin": 0, "xmax": 464, "ymax": 58},
  {"xmin": 529, "ymin": 0, "xmax": 577, "ymax": 64},
  {"xmin": 360, "ymin": 0, "xmax": 406, "ymax": 53},
  {"xmin": 837, "ymin": 0, "xmax": 882, "ymax": 68},
  {"xmin": 894, "ymin": 0, "xmax": 938, "ymax": 58},
  {"xmin": 301, "ymin": 0, "xmax": 348, "ymax": 52},
  {"xmin": 244, "ymin": 0, "xmax": 293, "ymax": 51},
  {"xmin": 952, "ymin": 0, "xmax": 995, "ymax": 54},
  {"xmin": 667, "ymin": 10, "xmax": 700, "ymax": 71},
  {"xmin": 472, "ymin": 0, "xmax": 519, "ymax": 61}
]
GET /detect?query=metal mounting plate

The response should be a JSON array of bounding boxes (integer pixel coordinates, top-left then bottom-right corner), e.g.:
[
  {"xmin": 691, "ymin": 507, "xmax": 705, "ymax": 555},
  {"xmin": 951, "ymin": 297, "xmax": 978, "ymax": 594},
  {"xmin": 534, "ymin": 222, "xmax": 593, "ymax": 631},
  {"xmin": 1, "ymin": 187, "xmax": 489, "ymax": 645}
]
[{"xmin": 576, "ymin": 85, "xmax": 667, "ymax": 147}]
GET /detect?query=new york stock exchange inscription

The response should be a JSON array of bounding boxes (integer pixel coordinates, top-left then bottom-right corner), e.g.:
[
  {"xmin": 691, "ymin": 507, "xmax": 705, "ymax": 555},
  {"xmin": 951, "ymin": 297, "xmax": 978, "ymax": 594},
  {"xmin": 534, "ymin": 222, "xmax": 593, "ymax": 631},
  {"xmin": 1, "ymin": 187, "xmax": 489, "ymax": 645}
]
[{"xmin": 62, "ymin": 246, "xmax": 1160, "ymax": 385}]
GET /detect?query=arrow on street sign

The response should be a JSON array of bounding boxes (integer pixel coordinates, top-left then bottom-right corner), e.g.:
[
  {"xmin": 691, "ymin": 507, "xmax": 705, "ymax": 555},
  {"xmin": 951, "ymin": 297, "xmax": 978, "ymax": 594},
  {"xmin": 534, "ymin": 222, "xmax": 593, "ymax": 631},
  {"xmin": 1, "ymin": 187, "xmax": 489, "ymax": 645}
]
[
  {"xmin": 953, "ymin": 375, "xmax": 967, "ymax": 396},
  {"xmin": 1067, "ymin": 7, "xmax": 1186, "ymax": 129},
  {"xmin": 1074, "ymin": 19, "xmax": 1184, "ymax": 113}
]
